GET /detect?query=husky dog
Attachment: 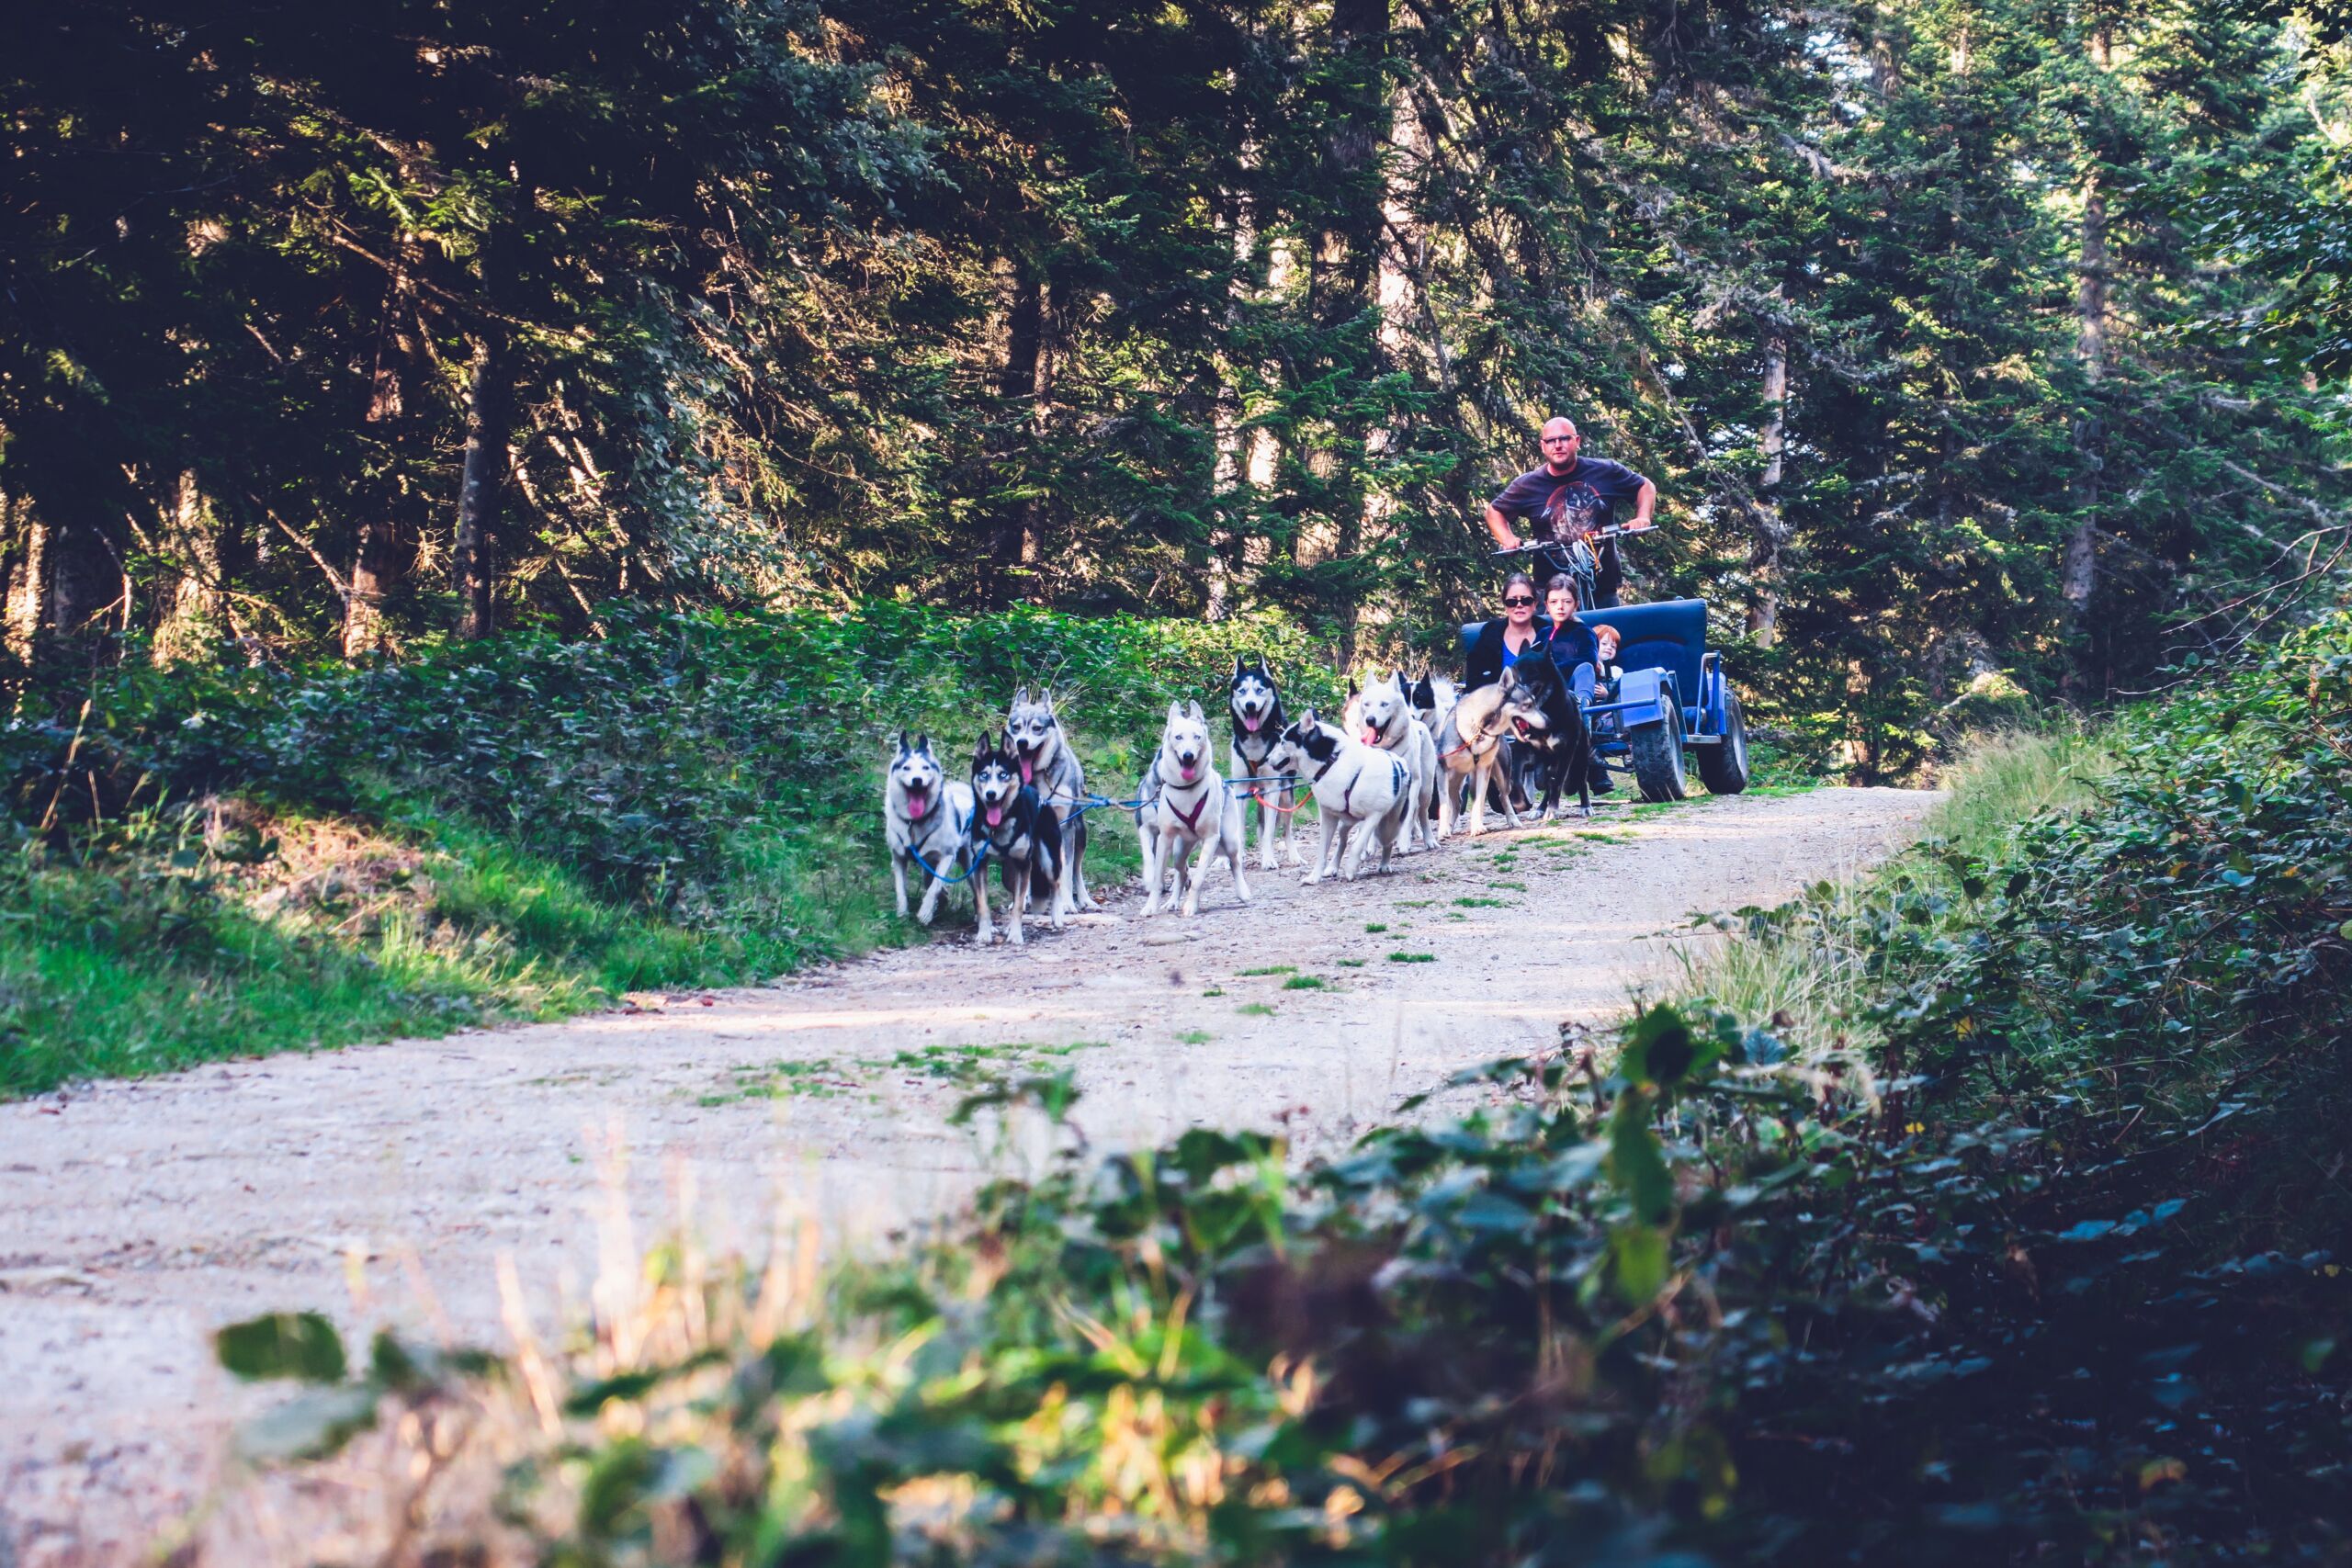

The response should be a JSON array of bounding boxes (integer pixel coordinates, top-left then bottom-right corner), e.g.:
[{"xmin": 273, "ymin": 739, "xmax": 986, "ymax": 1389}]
[
  {"xmin": 1431, "ymin": 682, "xmax": 1529, "ymax": 837},
  {"xmin": 1268, "ymin": 709, "xmax": 1412, "ymax": 883},
  {"xmin": 1136, "ymin": 701, "xmax": 1250, "ymax": 917},
  {"xmin": 1355, "ymin": 671, "xmax": 1442, "ymax": 852},
  {"xmin": 1498, "ymin": 655, "xmax": 1594, "ymax": 820},
  {"xmin": 1005, "ymin": 687, "xmax": 1096, "ymax": 911},
  {"xmin": 969, "ymin": 731, "xmax": 1067, "ymax": 946},
  {"xmin": 1226, "ymin": 654, "xmax": 1295, "ymax": 870},
  {"xmin": 885, "ymin": 732, "xmax": 979, "ymax": 925},
  {"xmin": 1409, "ymin": 670, "xmax": 1457, "ymax": 739}
]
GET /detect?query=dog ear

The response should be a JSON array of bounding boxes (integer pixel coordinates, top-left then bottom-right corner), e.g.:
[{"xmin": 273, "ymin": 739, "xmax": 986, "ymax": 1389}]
[
  {"xmin": 1167, "ymin": 698, "xmax": 1184, "ymax": 726},
  {"xmin": 1299, "ymin": 706, "xmax": 1316, "ymax": 728},
  {"xmin": 1254, "ymin": 652, "xmax": 1271, "ymax": 675},
  {"xmin": 915, "ymin": 732, "xmax": 930, "ymax": 754},
  {"xmin": 1186, "ymin": 698, "xmax": 1204, "ymax": 722},
  {"xmin": 897, "ymin": 728, "xmax": 910, "ymax": 753},
  {"xmin": 1232, "ymin": 653, "xmax": 1247, "ymax": 679}
]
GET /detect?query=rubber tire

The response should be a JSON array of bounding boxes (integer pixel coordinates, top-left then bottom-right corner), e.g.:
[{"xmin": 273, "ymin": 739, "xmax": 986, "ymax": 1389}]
[
  {"xmin": 1696, "ymin": 684, "xmax": 1751, "ymax": 795},
  {"xmin": 1628, "ymin": 704, "xmax": 1689, "ymax": 803}
]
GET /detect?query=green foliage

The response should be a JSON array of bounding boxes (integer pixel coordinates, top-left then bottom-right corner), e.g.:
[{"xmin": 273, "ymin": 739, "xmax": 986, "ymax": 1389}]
[{"xmin": 0, "ymin": 604, "xmax": 1342, "ymax": 1092}]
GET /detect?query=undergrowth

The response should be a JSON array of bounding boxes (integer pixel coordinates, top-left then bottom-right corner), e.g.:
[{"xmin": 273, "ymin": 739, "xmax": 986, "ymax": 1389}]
[
  {"xmin": 195, "ymin": 615, "xmax": 2352, "ymax": 1562},
  {"xmin": 0, "ymin": 604, "xmax": 1344, "ymax": 1095}
]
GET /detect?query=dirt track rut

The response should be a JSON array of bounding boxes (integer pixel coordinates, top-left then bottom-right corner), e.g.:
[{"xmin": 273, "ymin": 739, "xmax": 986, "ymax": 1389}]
[{"xmin": 0, "ymin": 784, "xmax": 1934, "ymax": 1564}]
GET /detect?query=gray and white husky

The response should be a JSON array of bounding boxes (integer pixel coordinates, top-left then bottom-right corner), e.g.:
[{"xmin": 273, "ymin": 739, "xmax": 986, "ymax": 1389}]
[
  {"xmin": 1227, "ymin": 654, "xmax": 1295, "ymax": 870},
  {"xmin": 1136, "ymin": 700, "xmax": 1250, "ymax": 918},
  {"xmin": 884, "ymin": 732, "xmax": 978, "ymax": 925},
  {"xmin": 1355, "ymin": 671, "xmax": 1442, "ymax": 852},
  {"xmin": 1005, "ymin": 686, "xmax": 1098, "ymax": 911},
  {"xmin": 1267, "ymin": 710, "xmax": 1412, "ymax": 883}
]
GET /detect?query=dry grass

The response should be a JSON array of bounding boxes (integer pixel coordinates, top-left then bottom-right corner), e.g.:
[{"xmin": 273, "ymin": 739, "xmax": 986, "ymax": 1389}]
[{"xmin": 1666, "ymin": 728, "xmax": 2118, "ymax": 1058}]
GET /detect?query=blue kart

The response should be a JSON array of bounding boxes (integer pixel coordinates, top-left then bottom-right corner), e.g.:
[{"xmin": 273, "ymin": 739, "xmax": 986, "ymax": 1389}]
[{"xmin": 1457, "ymin": 597, "xmax": 1751, "ymax": 803}]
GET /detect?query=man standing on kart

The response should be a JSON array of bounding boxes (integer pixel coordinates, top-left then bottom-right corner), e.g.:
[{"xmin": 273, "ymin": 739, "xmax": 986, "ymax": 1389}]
[{"xmin": 1483, "ymin": 417, "xmax": 1657, "ymax": 608}]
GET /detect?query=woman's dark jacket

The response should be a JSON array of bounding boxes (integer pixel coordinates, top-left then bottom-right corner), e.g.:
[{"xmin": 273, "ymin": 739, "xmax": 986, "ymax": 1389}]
[
  {"xmin": 1467, "ymin": 616, "xmax": 1596, "ymax": 690},
  {"xmin": 1466, "ymin": 617, "xmax": 1543, "ymax": 690}
]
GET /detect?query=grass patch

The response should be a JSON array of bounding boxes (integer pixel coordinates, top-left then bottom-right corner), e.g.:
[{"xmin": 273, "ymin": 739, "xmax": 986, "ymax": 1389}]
[
  {"xmin": 1387, "ymin": 951, "xmax": 1437, "ymax": 964},
  {"xmin": 1453, "ymin": 896, "xmax": 1509, "ymax": 908},
  {"xmin": 1364, "ymin": 921, "xmax": 1389, "ymax": 932},
  {"xmin": 1175, "ymin": 1029, "xmax": 1213, "ymax": 1044},
  {"xmin": 1282, "ymin": 975, "xmax": 1328, "ymax": 990},
  {"xmin": 1235, "ymin": 1001, "xmax": 1276, "ymax": 1017},
  {"xmin": 1336, "ymin": 958, "xmax": 1366, "ymax": 968},
  {"xmin": 1238, "ymin": 964, "xmax": 1296, "ymax": 976}
]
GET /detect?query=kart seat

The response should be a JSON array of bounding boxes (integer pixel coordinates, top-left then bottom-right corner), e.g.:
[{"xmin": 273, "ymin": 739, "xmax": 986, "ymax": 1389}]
[{"xmin": 1458, "ymin": 599, "xmax": 1707, "ymax": 700}]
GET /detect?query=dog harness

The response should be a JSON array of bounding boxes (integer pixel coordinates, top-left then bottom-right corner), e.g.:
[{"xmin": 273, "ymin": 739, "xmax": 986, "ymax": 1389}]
[{"xmin": 1167, "ymin": 783, "xmax": 1212, "ymax": 834}]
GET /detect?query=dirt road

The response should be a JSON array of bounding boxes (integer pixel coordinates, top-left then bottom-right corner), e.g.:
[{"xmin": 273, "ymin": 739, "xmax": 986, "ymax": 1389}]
[{"xmin": 0, "ymin": 784, "xmax": 1933, "ymax": 1564}]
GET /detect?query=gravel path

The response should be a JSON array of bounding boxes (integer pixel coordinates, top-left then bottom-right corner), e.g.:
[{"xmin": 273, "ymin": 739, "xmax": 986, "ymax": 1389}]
[{"xmin": 0, "ymin": 784, "xmax": 1934, "ymax": 1564}]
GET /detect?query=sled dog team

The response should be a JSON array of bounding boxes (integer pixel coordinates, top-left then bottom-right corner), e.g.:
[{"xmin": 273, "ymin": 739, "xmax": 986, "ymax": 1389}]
[{"xmin": 884, "ymin": 653, "xmax": 1588, "ymax": 942}]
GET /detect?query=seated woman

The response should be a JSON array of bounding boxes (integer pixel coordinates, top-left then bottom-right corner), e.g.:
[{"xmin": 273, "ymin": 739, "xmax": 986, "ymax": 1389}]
[{"xmin": 1463, "ymin": 571, "xmax": 1544, "ymax": 690}]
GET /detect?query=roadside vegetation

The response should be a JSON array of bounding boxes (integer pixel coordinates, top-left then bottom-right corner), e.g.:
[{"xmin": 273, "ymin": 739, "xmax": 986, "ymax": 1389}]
[
  {"xmin": 196, "ymin": 612, "xmax": 2351, "ymax": 1560},
  {"xmin": 0, "ymin": 605, "xmax": 1342, "ymax": 1097}
]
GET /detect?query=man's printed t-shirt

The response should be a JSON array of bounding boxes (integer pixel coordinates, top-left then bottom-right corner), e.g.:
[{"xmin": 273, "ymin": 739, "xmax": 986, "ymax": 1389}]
[{"xmin": 1490, "ymin": 457, "xmax": 1650, "ymax": 542}]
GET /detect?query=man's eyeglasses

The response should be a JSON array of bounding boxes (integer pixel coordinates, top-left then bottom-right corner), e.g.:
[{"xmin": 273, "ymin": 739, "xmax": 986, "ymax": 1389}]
[{"xmin": 1502, "ymin": 595, "xmax": 1536, "ymax": 607}]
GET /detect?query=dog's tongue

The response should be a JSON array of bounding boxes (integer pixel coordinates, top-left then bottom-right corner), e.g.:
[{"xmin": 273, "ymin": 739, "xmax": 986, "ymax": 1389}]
[
  {"xmin": 985, "ymin": 804, "xmax": 1003, "ymax": 828},
  {"xmin": 1242, "ymin": 713, "xmax": 1262, "ymax": 732},
  {"xmin": 1018, "ymin": 756, "xmax": 1034, "ymax": 786},
  {"xmin": 1180, "ymin": 761, "xmax": 1198, "ymax": 783},
  {"xmin": 1360, "ymin": 728, "xmax": 1379, "ymax": 748},
  {"xmin": 905, "ymin": 786, "xmax": 928, "ymax": 819}
]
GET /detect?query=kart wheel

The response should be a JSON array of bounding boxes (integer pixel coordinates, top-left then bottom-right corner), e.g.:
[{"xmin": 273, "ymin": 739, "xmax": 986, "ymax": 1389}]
[
  {"xmin": 1696, "ymin": 685, "xmax": 1751, "ymax": 795},
  {"xmin": 1628, "ymin": 708, "xmax": 1688, "ymax": 803}
]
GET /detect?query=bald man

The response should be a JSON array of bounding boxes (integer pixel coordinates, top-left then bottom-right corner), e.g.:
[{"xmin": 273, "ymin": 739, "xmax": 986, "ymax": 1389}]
[{"xmin": 1483, "ymin": 416, "xmax": 1656, "ymax": 607}]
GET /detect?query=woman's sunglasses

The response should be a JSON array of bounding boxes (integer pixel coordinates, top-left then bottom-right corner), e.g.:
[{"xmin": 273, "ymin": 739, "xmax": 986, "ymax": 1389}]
[{"xmin": 1502, "ymin": 595, "xmax": 1536, "ymax": 607}]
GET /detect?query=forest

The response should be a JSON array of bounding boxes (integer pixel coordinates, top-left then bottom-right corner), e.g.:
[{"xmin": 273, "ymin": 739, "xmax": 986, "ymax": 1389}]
[
  {"xmin": 5, "ymin": 0, "xmax": 2347, "ymax": 776},
  {"xmin": 6, "ymin": 3, "xmax": 2352, "ymax": 1562}
]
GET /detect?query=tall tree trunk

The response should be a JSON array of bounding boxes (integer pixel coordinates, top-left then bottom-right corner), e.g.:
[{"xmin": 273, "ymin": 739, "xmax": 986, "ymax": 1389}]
[
  {"xmin": 1748, "ymin": 322, "xmax": 1791, "ymax": 646},
  {"xmin": 345, "ymin": 516, "xmax": 401, "ymax": 658},
  {"xmin": 452, "ymin": 325, "xmax": 511, "ymax": 642},
  {"xmin": 1, "ymin": 489, "xmax": 40, "ymax": 671},
  {"xmin": 1207, "ymin": 170, "xmax": 1265, "ymax": 625},
  {"xmin": 152, "ymin": 470, "xmax": 224, "ymax": 665},
  {"xmin": 346, "ymin": 243, "xmax": 421, "ymax": 658},
  {"xmin": 2064, "ymin": 21, "xmax": 2112, "ymax": 667},
  {"xmin": 986, "ymin": 260, "xmax": 1045, "ymax": 608},
  {"xmin": 1311, "ymin": 0, "xmax": 1390, "ymax": 666},
  {"xmin": 40, "ymin": 511, "xmax": 123, "ymax": 671}
]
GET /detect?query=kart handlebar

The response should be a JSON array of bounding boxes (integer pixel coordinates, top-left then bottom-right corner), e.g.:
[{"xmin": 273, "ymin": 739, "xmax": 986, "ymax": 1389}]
[{"xmin": 1488, "ymin": 524, "xmax": 1645, "ymax": 560}]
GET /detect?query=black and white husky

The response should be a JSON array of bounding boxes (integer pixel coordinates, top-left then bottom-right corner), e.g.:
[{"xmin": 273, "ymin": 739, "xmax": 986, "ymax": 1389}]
[
  {"xmin": 1267, "ymin": 709, "xmax": 1412, "ymax": 884},
  {"xmin": 968, "ymin": 731, "xmax": 1067, "ymax": 946},
  {"xmin": 1005, "ymin": 687, "xmax": 1097, "ymax": 911},
  {"xmin": 884, "ymin": 732, "xmax": 978, "ymax": 925},
  {"xmin": 1136, "ymin": 700, "xmax": 1250, "ymax": 918},
  {"xmin": 1226, "ymin": 654, "xmax": 1295, "ymax": 870}
]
